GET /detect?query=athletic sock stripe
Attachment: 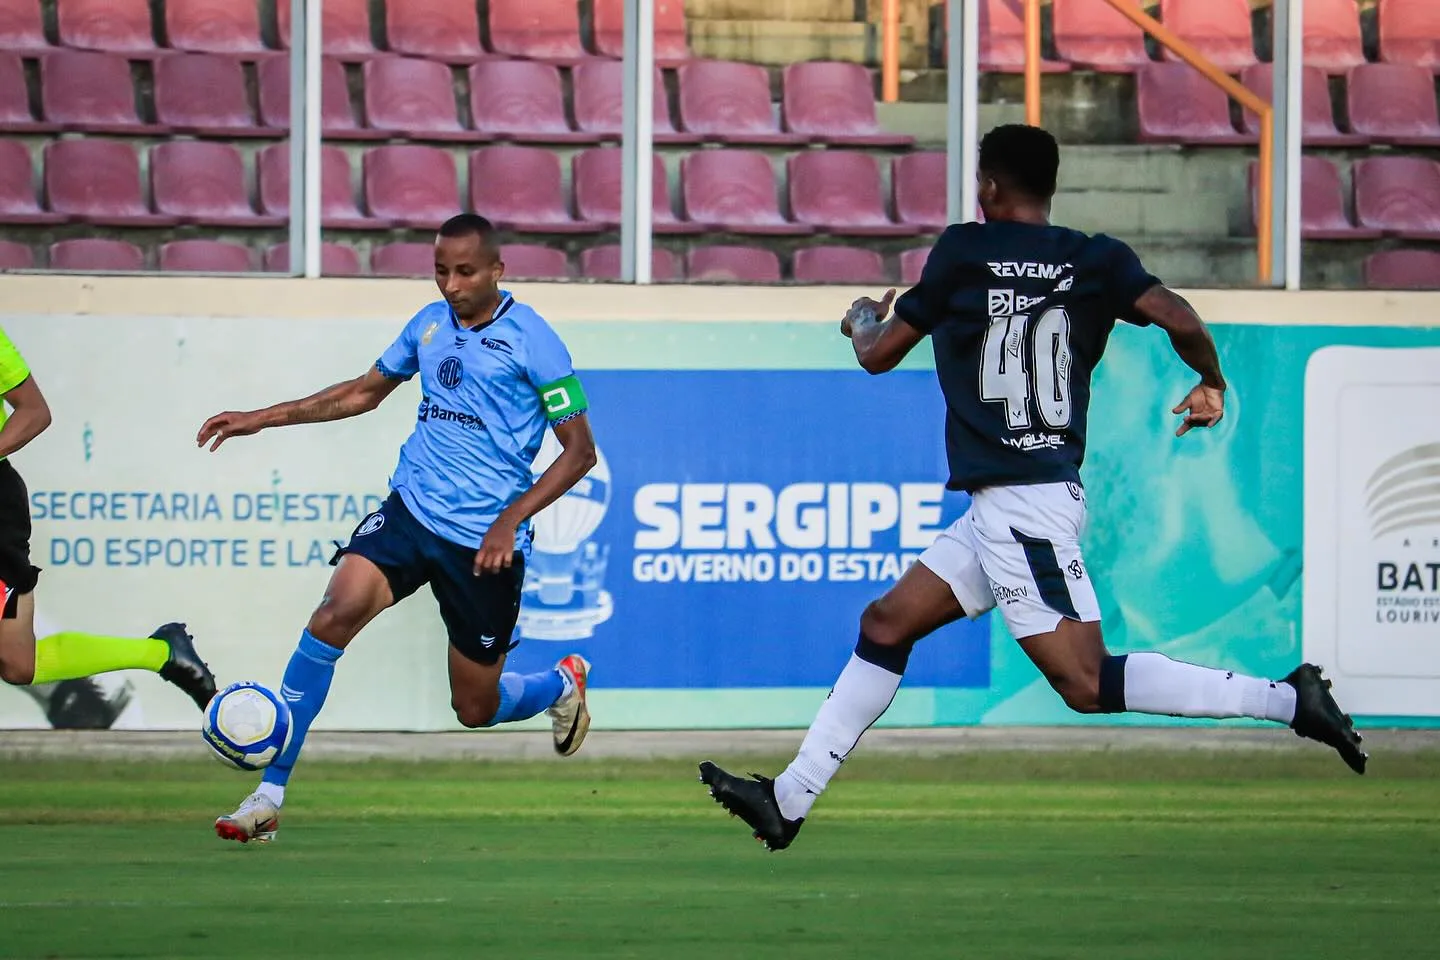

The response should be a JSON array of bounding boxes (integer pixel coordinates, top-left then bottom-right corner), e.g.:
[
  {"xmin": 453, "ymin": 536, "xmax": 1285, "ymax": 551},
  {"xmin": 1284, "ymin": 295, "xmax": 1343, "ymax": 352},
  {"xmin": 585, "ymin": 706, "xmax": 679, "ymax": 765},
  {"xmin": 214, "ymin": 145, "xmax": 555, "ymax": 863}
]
[{"xmin": 1009, "ymin": 527, "xmax": 1081, "ymax": 621}]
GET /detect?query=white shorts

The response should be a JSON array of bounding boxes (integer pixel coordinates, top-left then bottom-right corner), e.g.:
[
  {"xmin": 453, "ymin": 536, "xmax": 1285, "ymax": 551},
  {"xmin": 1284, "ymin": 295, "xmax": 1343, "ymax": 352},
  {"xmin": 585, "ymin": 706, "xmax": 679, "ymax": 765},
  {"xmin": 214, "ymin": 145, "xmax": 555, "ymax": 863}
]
[{"xmin": 920, "ymin": 481, "xmax": 1101, "ymax": 639}]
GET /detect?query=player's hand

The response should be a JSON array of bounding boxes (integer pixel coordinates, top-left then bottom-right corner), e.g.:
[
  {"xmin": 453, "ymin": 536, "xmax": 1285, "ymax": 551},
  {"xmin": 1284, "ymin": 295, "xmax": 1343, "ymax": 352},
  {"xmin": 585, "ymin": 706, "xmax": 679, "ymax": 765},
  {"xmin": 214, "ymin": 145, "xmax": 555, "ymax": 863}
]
[
  {"xmin": 1172, "ymin": 384, "xmax": 1225, "ymax": 437},
  {"xmin": 196, "ymin": 411, "xmax": 264, "ymax": 451},
  {"xmin": 840, "ymin": 289, "xmax": 896, "ymax": 339},
  {"xmin": 474, "ymin": 520, "xmax": 518, "ymax": 576}
]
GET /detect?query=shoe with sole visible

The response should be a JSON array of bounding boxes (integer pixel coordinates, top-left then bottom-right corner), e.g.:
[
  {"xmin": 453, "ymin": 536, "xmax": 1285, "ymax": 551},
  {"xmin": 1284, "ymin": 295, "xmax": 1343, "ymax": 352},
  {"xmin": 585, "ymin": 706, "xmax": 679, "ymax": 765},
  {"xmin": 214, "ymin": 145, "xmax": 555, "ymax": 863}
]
[
  {"xmin": 153, "ymin": 622, "xmax": 217, "ymax": 712},
  {"xmin": 698, "ymin": 760, "xmax": 804, "ymax": 852},
  {"xmin": 215, "ymin": 792, "xmax": 280, "ymax": 844},
  {"xmin": 548, "ymin": 654, "xmax": 591, "ymax": 757},
  {"xmin": 1282, "ymin": 663, "xmax": 1367, "ymax": 775},
  {"xmin": 44, "ymin": 677, "xmax": 133, "ymax": 730}
]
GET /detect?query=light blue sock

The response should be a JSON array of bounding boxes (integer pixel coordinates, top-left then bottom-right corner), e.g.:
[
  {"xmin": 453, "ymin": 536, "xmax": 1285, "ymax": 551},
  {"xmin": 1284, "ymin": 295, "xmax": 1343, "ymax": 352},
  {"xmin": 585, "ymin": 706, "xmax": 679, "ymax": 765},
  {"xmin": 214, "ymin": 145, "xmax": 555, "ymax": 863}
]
[
  {"xmin": 484, "ymin": 669, "xmax": 565, "ymax": 727},
  {"xmin": 262, "ymin": 629, "xmax": 343, "ymax": 788}
]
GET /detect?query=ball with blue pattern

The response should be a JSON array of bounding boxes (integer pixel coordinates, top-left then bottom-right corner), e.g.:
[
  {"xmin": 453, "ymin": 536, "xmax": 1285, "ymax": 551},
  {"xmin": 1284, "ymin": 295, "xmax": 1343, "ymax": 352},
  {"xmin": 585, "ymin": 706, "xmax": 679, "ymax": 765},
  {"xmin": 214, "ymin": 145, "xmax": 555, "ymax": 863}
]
[{"xmin": 202, "ymin": 681, "xmax": 293, "ymax": 771}]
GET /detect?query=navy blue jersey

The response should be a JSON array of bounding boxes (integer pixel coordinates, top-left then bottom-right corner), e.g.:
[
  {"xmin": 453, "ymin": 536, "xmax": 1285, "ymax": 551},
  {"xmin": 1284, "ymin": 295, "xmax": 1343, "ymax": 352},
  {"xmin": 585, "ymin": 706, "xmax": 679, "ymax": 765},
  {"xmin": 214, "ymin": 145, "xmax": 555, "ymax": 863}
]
[{"xmin": 894, "ymin": 221, "xmax": 1160, "ymax": 493}]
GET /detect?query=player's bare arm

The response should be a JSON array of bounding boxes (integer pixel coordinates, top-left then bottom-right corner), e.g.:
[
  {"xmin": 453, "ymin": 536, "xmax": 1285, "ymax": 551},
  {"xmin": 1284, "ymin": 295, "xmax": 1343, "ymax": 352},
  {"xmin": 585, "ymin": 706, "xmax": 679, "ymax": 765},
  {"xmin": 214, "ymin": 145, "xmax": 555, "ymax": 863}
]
[
  {"xmin": 841, "ymin": 288, "xmax": 925, "ymax": 374},
  {"xmin": 197, "ymin": 365, "xmax": 404, "ymax": 452},
  {"xmin": 1134, "ymin": 285, "xmax": 1228, "ymax": 437},
  {"xmin": 474, "ymin": 413, "xmax": 597, "ymax": 575},
  {"xmin": 0, "ymin": 375, "xmax": 52, "ymax": 460}
]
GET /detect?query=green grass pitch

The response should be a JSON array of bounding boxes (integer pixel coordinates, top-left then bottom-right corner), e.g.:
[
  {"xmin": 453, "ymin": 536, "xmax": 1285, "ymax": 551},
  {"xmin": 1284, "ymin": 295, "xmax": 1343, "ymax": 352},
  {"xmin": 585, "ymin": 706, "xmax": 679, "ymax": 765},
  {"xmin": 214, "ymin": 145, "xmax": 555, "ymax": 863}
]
[{"xmin": 2, "ymin": 749, "xmax": 1438, "ymax": 959}]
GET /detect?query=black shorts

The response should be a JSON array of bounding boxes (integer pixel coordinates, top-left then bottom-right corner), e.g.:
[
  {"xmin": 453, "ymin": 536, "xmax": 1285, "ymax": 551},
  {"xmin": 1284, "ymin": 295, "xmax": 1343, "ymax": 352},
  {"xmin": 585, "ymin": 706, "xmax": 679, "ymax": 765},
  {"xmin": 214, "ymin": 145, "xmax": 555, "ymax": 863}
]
[
  {"xmin": 334, "ymin": 491, "xmax": 524, "ymax": 665},
  {"xmin": 0, "ymin": 459, "xmax": 39, "ymax": 619}
]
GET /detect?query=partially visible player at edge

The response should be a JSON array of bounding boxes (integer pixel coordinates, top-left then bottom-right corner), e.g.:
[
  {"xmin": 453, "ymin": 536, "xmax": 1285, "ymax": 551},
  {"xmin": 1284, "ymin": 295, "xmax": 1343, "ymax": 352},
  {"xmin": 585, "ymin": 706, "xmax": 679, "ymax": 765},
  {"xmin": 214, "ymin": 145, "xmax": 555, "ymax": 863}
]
[
  {"xmin": 700, "ymin": 125, "xmax": 1367, "ymax": 852},
  {"xmin": 198, "ymin": 214, "xmax": 598, "ymax": 844},
  {"xmin": 0, "ymin": 325, "xmax": 216, "ymax": 714}
]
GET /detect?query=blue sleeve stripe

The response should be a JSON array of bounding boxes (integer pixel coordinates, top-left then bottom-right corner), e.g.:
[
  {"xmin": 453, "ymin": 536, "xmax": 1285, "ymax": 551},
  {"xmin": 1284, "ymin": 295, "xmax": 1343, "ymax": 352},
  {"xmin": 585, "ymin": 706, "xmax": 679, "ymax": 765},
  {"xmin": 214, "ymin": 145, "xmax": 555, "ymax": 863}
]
[{"xmin": 375, "ymin": 359, "xmax": 413, "ymax": 381}]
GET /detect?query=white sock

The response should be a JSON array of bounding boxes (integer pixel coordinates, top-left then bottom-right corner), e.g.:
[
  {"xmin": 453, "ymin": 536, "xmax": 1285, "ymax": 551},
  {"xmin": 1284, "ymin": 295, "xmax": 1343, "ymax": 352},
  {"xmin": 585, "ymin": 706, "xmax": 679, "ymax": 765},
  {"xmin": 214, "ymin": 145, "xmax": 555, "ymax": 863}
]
[
  {"xmin": 1121, "ymin": 652, "xmax": 1296, "ymax": 724},
  {"xmin": 255, "ymin": 781, "xmax": 285, "ymax": 808},
  {"xmin": 773, "ymin": 654, "xmax": 903, "ymax": 821}
]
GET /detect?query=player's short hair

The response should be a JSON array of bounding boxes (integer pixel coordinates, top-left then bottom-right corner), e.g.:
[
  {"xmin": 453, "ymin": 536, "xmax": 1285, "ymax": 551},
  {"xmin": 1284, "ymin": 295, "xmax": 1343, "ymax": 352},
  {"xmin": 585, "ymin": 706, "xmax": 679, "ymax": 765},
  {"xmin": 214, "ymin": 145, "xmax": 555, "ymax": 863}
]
[
  {"xmin": 437, "ymin": 213, "xmax": 499, "ymax": 262},
  {"xmin": 978, "ymin": 124, "xmax": 1059, "ymax": 200}
]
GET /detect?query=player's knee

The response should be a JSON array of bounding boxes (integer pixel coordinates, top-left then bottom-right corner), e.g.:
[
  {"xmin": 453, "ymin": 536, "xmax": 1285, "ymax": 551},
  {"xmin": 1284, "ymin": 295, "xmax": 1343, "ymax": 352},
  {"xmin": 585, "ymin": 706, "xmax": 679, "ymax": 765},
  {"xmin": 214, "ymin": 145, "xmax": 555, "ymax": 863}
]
[
  {"xmin": 0, "ymin": 649, "xmax": 33, "ymax": 686},
  {"xmin": 453, "ymin": 697, "xmax": 498, "ymax": 729},
  {"xmin": 859, "ymin": 600, "xmax": 911, "ymax": 649},
  {"xmin": 1052, "ymin": 675, "xmax": 1102, "ymax": 714},
  {"xmin": 305, "ymin": 604, "xmax": 363, "ymax": 648}
]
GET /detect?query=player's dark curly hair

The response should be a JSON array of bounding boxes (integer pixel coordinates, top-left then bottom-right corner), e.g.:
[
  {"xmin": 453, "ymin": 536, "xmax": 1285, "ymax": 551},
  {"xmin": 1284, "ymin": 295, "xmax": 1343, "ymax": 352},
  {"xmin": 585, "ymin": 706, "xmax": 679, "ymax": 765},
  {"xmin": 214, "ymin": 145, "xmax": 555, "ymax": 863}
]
[
  {"xmin": 979, "ymin": 124, "xmax": 1059, "ymax": 201},
  {"xmin": 439, "ymin": 213, "xmax": 497, "ymax": 240}
]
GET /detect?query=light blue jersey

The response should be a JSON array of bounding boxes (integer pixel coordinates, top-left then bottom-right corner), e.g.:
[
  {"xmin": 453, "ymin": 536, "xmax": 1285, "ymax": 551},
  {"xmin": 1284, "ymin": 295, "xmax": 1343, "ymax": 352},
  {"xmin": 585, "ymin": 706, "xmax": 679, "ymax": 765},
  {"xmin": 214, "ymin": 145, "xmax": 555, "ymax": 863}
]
[{"xmin": 375, "ymin": 292, "xmax": 588, "ymax": 549}]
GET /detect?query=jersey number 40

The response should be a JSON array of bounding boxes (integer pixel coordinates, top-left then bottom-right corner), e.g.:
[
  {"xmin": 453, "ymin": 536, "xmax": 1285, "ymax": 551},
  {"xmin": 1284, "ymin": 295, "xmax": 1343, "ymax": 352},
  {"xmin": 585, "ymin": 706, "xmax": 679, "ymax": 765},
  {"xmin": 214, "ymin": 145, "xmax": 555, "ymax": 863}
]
[{"xmin": 980, "ymin": 307, "xmax": 1074, "ymax": 431}]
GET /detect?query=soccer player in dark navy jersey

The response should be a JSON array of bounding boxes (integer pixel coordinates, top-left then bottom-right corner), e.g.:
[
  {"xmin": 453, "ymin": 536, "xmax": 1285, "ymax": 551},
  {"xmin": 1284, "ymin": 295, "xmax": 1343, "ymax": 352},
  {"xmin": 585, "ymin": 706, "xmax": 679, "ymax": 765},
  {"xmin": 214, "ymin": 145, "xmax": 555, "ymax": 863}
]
[{"xmin": 701, "ymin": 125, "xmax": 1367, "ymax": 852}]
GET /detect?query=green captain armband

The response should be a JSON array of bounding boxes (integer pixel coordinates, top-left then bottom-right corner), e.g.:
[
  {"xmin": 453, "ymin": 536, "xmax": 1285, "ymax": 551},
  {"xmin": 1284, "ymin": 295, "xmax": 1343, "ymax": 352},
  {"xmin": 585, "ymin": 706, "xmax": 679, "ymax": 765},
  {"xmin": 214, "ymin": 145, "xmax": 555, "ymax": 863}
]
[{"xmin": 539, "ymin": 374, "xmax": 588, "ymax": 423}]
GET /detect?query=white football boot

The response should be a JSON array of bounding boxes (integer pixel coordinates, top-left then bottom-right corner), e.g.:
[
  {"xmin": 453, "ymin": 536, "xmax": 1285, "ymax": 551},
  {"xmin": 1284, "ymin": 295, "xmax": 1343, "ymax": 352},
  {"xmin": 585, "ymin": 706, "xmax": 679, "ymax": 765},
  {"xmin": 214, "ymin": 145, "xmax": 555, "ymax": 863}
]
[
  {"xmin": 548, "ymin": 655, "xmax": 592, "ymax": 757},
  {"xmin": 214, "ymin": 791, "xmax": 280, "ymax": 844}
]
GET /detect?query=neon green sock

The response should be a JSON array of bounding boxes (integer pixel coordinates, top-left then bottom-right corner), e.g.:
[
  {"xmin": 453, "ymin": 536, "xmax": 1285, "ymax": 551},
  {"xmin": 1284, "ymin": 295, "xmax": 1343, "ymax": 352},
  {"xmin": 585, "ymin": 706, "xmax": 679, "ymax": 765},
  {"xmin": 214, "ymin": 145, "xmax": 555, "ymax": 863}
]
[{"xmin": 31, "ymin": 632, "xmax": 169, "ymax": 685}]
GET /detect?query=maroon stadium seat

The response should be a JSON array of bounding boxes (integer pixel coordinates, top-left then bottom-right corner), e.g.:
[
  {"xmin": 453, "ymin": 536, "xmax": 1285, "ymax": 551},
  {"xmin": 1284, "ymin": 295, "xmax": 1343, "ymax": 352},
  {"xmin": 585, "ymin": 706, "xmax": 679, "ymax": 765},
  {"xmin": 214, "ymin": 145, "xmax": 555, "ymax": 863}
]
[
  {"xmin": 468, "ymin": 60, "xmax": 597, "ymax": 143},
  {"xmin": 1378, "ymin": 0, "xmax": 1440, "ymax": 70},
  {"xmin": 782, "ymin": 62, "xmax": 915, "ymax": 146},
  {"xmin": 258, "ymin": 142, "xmax": 388, "ymax": 229},
  {"xmin": 892, "ymin": 152, "xmax": 948, "ymax": 231},
  {"xmin": 571, "ymin": 59, "xmax": 695, "ymax": 143},
  {"xmin": 151, "ymin": 141, "xmax": 283, "ymax": 227},
  {"xmin": 788, "ymin": 151, "xmax": 919, "ymax": 237},
  {"xmin": 159, "ymin": 240, "xmax": 254, "ymax": 273},
  {"xmin": 0, "ymin": 0, "xmax": 47, "ymax": 52},
  {"xmin": 257, "ymin": 56, "xmax": 382, "ymax": 140},
  {"xmin": 573, "ymin": 148, "xmax": 699, "ymax": 234},
  {"xmin": 1240, "ymin": 64, "xmax": 1366, "ymax": 146},
  {"xmin": 364, "ymin": 145, "xmax": 459, "ymax": 229},
  {"xmin": 793, "ymin": 246, "xmax": 887, "ymax": 284},
  {"xmin": 0, "ymin": 139, "xmax": 64, "ymax": 223},
  {"xmin": 678, "ymin": 60, "xmax": 807, "ymax": 145},
  {"xmin": 1363, "ymin": 249, "xmax": 1440, "ymax": 289},
  {"xmin": 901, "ymin": 247, "xmax": 930, "ymax": 285},
  {"xmin": 489, "ymin": 0, "xmax": 589, "ymax": 64},
  {"xmin": 1303, "ymin": 0, "xmax": 1366, "ymax": 73},
  {"xmin": 1136, "ymin": 63, "xmax": 1254, "ymax": 145},
  {"xmin": 580, "ymin": 245, "xmax": 682, "ymax": 282},
  {"xmin": 975, "ymin": 0, "xmax": 1071, "ymax": 73},
  {"xmin": 166, "ymin": 0, "xmax": 268, "ymax": 55},
  {"xmin": 364, "ymin": 57, "xmax": 471, "ymax": 141},
  {"xmin": 277, "ymin": 0, "xmax": 376, "ymax": 61},
  {"xmin": 267, "ymin": 242, "xmax": 363, "ymax": 276},
  {"xmin": 41, "ymin": 50, "xmax": 165, "ymax": 133},
  {"xmin": 687, "ymin": 245, "xmax": 782, "ymax": 283},
  {"xmin": 1355, "ymin": 156, "xmax": 1440, "ymax": 239},
  {"xmin": 1248, "ymin": 156, "xmax": 1381, "ymax": 240},
  {"xmin": 0, "ymin": 51, "xmax": 56, "ymax": 131},
  {"xmin": 1347, "ymin": 63, "xmax": 1440, "ymax": 146},
  {"xmin": 56, "ymin": 0, "xmax": 154, "ymax": 54},
  {"xmin": 387, "ymin": 0, "xmax": 484, "ymax": 64},
  {"xmin": 50, "ymin": 238, "xmax": 144, "ymax": 271},
  {"xmin": 370, "ymin": 241, "xmax": 434, "ymax": 277},
  {"xmin": 500, "ymin": 243, "xmax": 570, "ymax": 280},
  {"xmin": 680, "ymin": 150, "xmax": 812, "ymax": 235},
  {"xmin": 593, "ymin": 0, "xmax": 690, "ymax": 64},
  {"xmin": 1052, "ymin": 0, "xmax": 1151, "ymax": 73},
  {"xmin": 44, "ymin": 140, "xmax": 178, "ymax": 225},
  {"xmin": 156, "ymin": 54, "xmax": 277, "ymax": 137},
  {"xmin": 469, "ymin": 146, "xmax": 602, "ymax": 234},
  {"xmin": 1158, "ymin": 0, "xmax": 1257, "ymax": 71},
  {"xmin": 0, "ymin": 240, "xmax": 33, "ymax": 269}
]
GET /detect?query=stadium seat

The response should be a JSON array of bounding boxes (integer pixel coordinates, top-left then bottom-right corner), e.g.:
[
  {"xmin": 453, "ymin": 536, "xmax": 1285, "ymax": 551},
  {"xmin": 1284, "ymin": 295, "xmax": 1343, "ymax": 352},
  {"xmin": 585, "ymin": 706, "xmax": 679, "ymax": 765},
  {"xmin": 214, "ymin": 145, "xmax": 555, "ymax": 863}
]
[
  {"xmin": 677, "ymin": 60, "xmax": 807, "ymax": 145},
  {"xmin": 974, "ymin": 0, "xmax": 1071, "ymax": 73},
  {"xmin": 1363, "ymin": 249, "xmax": 1440, "ymax": 289},
  {"xmin": 386, "ymin": 0, "xmax": 484, "ymax": 63},
  {"xmin": 0, "ymin": 240, "xmax": 33, "ymax": 270},
  {"xmin": 499, "ymin": 243, "xmax": 570, "ymax": 280},
  {"xmin": 50, "ymin": 238, "xmax": 144, "ymax": 271},
  {"xmin": 1136, "ymin": 63, "xmax": 1254, "ymax": 145},
  {"xmin": 257, "ymin": 56, "xmax": 382, "ymax": 140},
  {"xmin": 571, "ymin": 60, "xmax": 695, "ymax": 143},
  {"xmin": 44, "ymin": 139, "xmax": 178, "ymax": 225},
  {"xmin": 1347, "ymin": 63, "xmax": 1440, "ymax": 146},
  {"xmin": 0, "ymin": 139, "xmax": 64, "ymax": 223},
  {"xmin": 41, "ymin": 50, "xmax": 165, "ymax": 134},
  {"xmin": 593, "ymin": 0, "xmax": 690, "ymax": 64},
  {"xmin": 370, "ymin": 242, "xmax": 434, "ymax": 277},
  {"xmin": 1303, "ymin": 0, "xmax": 1366, "ymax": 73},
  {"xmin": 489, "ymin": 0, "xmax": 589, "ymax": 64},
  {"xmin": 782, "ymin": 62, "xmax": 915, "ymax": 146},
  {"xmin": 793, "ymin": 246, "xmax": 887, "ymax": 284},
  {"xmin": 158, "ymin": 240, "xmax": 254, "ymax": 273},
  {"xmin": 257, "ymin": 143, "xmax": 388, "ymax": 229},
  {"xmin": 580, "ymin": 245, "xmax": 682, "ymax": 282},
  {"xmin": 893, "ymin": 152, "xmax": 948, "ymax": 231},
  {"xmin": 56, "ymin": 0, "xmax": 154, "ymax": 55},
  {"xmin": 900, "ymin": 247, "xmax": 930, "ymax": 285},
  {"xmin": 573, "ymin": 148, "xmax": 699, "ymax": 234},
  {"xmin": 165, "ymin": 0, "xmax": 268, "ymax": 56},
  {"xmin": 0, "ymin": 0, "xmax": 48, "ymax": 52},
  {"xmin": 1248, "ymin": 157, "xmax": 1381, "ymax": 240},
  {"xmin": 364, "ymin": 145, "xmax": 459, "ymax": 229},
  {"xmin": 687, "ymin": 245, "xmax": 782, "ymax": 283},
  {"xmin": 1052, "ymin": 0, "xmax": 1152, "ymax": 73},
  {"xmin": 788, "ymin": 151, "xmax": 919, "ymax": 237},
  {"xmin": 468, "ymin": 60, "xmax": 597, "ymax": 143},
  {"xmin": 156, "ymin": 54, "xmax": 278, "ymax": 137},
  {"xmin": 1158, "ymin": 0, "xmax": 1257, "ymax": 71},
  {"xmin": 267, "ymin": 242, "xmax": 364, "ymax": 276},
  {"xmin": 470, "ymin": 146, "xmax": 602, "ymax": 234},
  {"xmin": 277, "ymin": 0, "xmax": 377, "ymax": 61},
  {"xmin": 0, "ymin": 51, "xmax": 56, "ymax": 132},
  {"xmin": 1378, "ymin": 0, "xmax": 1440, "ymax": 70},
  {"xmin": 1355, "ymin": 156, "xmax": 1440, "ymax": 239},
  {"xmin": 150, "ymin": 141, "xmax": 283, "ymax": 227},
  {"xmin": 364, "ymin": 57, "xmax": 471, "ymax": 141},
  {"xmin": 1240, "ymin": 64, "xmax": 1367, "ymax": 146},
  {"xmin": 680, "ymin": 150, "xmax": 812, "ymax": 235}
]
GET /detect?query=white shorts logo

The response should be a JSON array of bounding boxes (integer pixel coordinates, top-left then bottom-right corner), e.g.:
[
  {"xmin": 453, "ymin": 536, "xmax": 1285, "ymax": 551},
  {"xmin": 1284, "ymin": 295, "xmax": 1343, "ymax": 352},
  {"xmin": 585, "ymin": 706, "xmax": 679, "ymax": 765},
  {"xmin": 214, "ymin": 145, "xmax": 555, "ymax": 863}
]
[{"xmin": 357, "ymin": 514, "xmax": 385, "ymax": 536}]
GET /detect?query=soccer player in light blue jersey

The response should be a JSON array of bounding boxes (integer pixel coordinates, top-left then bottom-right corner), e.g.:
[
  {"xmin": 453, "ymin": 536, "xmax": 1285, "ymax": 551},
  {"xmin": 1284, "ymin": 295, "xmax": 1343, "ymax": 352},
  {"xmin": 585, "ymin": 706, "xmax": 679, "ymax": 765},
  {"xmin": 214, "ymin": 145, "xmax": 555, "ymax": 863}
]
[{"xmin": 197, "ymin": 215, "xmax": 598, "ymax": 844}]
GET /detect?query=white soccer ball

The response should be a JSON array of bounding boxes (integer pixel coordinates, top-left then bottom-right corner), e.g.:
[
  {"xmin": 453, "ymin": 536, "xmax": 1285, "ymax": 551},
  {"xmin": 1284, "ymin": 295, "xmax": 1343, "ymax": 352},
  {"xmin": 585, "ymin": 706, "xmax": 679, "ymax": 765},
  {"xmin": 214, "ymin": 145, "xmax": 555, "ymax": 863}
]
[{"xmin": 202, "ymin": 681, "xmax": 293, "ymax": 772}]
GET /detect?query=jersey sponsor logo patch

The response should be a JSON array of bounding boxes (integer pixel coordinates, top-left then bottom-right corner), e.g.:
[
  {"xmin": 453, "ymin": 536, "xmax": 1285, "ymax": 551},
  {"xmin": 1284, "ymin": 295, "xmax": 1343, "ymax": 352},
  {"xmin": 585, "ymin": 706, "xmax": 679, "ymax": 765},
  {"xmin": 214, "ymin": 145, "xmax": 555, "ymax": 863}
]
[
  {"xmin": 988, "ymin": 289, "xmax": 1046, "ymax": 316},
  {"xmin": 986, "ymin": 261, "xmax": 1072, "ymax": 279},
  {"xmin": 421, "ymin": 321, "xmax": 439, "ymax": 345},
  {"xmin": 1067, "ymin": 558, "xmax": 1086, "ymax": 581},
  {"xmin": 1002, "ymin": 432, "xmax": 1066, "ymax": 452},
  {"xmin": 480, "ymin": 337, "xmax": 513, "ymax": 354},
  {"xmin": 992, "ymin": 582, "xmax": 1030, "ymax": 605},
  {"xmin": 356, "ymin": 513, "xmax": 385, "ymax": 536},
  {"xmin": 418, "ymin": 400, "xmax": 486, "ymax": 430},
  {"xmin": 436, "ymin": 356, "xmax": 465, "ymax": 390}
]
